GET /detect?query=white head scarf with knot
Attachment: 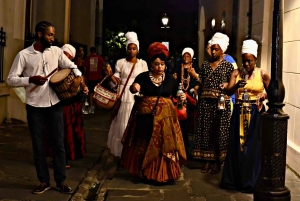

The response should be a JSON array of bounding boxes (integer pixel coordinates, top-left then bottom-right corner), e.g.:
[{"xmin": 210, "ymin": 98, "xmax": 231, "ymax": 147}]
[
  {"xmin": 242, "ymin": 39, "xmax": 258, "ymax": 58},
  {"xmin": 61, "ymin": 44, "xmax": 76, "ymax": 58},
  {"xmin": 210, "ymin": 32, "xmax": 229, "ymax": 53},
  {"xmin": 125, "ymin": 32, "xmax": 139, "ymax": 50},
  {"xmin": 182, "ymin": 47, "xmax": 194, "ymax": 58}
]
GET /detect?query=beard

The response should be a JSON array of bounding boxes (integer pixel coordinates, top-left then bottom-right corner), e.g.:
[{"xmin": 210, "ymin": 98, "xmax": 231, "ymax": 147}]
[{"xmin": 40, "ymin": 36, "xmax": 51, "ymax": 48}]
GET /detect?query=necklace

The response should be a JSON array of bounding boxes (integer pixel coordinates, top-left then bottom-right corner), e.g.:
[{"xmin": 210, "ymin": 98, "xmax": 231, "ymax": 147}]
[
  {"xmin": 149, "ymin": 72, "xmax": 165, "ymax": 86},
  {"xmin": 181, "ymin": 63, "xmax": 191, "ymax": 91},
  {"xmin": 238, "ymin": 68, "xmax": 255, "ymax": 98}
]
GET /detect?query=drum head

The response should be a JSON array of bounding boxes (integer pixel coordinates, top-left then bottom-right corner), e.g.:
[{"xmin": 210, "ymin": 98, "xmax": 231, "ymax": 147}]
[{"xmin": 50, "ymin": 68, "xmax": 71, "ymax": 84}]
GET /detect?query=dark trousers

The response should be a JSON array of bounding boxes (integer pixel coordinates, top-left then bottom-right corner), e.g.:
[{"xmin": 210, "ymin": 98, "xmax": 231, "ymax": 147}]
[{"xmin": 26, "ymin": 102, "xmax": 66, "ymax": 185}]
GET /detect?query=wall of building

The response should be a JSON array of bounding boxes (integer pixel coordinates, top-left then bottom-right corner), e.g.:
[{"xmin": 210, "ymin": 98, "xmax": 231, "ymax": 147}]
[
  {"xmin": 70, "ymin": 0, "xmax": 96, "ymax": 55},
  {"xmin": 283, "ymin": 0, "xmax": 300, "ymax": 175},
  {"xmin": 32, "ymin": 0, "xmax": 67, "ymax": 45},
  {"xmin": 0, "ymin": 0, "xmax": 27, "ymax": 123},
  {"xmin": 198, "ymin": 0, "xmax": 234, "ymax": 53}
]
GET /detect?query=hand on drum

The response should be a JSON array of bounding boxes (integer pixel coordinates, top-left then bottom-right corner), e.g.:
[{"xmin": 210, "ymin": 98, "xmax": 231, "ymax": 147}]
[
  {"xmin": 82, "ymin": 85, "xmax": 89, "ymax": 95},
  {"xmin": 68, "ymin": 76, "xmax": 81, "ymax": 94},
  {"xmin": 29, "ymin": 75, "xmax": 48, "ymax": 85}
]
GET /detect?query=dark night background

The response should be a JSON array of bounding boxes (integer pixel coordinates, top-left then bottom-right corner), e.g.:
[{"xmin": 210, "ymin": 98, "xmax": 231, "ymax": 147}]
[{"xmin": 103, "ymin": 0, "xmax": 199, "ymax": 61}]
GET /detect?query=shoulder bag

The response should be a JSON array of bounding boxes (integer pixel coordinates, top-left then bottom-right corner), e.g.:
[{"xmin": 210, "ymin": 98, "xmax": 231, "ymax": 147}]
[{"xmin": 111, "ymin": 62, "xmax": 137, "ymax": 120}]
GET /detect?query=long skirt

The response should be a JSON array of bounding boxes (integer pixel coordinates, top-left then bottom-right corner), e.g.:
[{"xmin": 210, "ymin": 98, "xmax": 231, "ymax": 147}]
[
  {"xmin": 193, "ymin": 98, "xmax": 231, "ymax": 162},
  {"xmin": 63, "ymin": 101, "xmax": 86, "ymax": 160},
  {"xmin": 107, "ymin": 100, "xmax": 134, "ymax": 157},
  {"xmin": 220, "ymin": 103, "xmax": 264, "ymax": 193},
  {"xmin": 121, "ymin": 97, "xmax": 187, "ymax": 183},
  {"xmin": 45, "ymin": 100, "xmax": 86, "ymax": 161}
]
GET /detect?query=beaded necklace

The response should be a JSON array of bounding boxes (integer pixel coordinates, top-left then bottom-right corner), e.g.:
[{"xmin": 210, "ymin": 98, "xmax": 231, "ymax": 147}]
[
  {"xmin": 181, "ymin": 63, "xmax": 191, "ymax": 91},
  {"xmin": 149, "ymin": 72, "xmax": 165, "ymax": 86}
]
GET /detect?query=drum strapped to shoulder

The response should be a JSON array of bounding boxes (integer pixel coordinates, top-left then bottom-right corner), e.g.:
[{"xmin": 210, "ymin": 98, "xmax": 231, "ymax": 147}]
[
  {"xmin": 50, "ymin": 68, "xmax": 81, "ymax": 100},
  {"xmin": 93, "ymin": 75, "xmax": 120, "ymax": 109}
]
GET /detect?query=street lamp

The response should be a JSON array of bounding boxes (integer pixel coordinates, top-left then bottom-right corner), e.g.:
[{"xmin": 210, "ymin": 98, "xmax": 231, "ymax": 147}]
[
  {"xmin": 161, "ymin": 13, "xmax": 170, "ymax": 40},
  {"xmin": 162, "ymin": 13, "xmax": 169, "ymax": 27},
  {"xmin": 211, "ymin": 18, "xmax": 216, "ymax": 35}
]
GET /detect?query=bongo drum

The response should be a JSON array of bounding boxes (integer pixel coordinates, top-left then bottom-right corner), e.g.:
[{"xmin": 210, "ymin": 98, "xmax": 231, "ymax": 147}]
[{"xmin": 50, "ymin": 68, "xmax": 80, "ymax": 100}]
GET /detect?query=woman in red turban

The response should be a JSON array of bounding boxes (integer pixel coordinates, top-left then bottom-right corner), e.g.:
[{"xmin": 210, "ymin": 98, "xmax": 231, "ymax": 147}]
[{"xmin": 121, "ymin": 42, "xmax": 187, "ymax": 183}]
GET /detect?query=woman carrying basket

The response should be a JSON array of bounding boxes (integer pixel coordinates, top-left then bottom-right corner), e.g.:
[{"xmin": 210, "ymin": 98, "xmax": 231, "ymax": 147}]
[{"xmin": 107, "ymin": 32, "xmax": 148, "ymax": 157}]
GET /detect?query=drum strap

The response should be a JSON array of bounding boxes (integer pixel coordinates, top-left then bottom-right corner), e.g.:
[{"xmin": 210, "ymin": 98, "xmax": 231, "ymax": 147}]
[{"xmin": 118, "ymin": 62, "xmax": 136, "ymax": 99}]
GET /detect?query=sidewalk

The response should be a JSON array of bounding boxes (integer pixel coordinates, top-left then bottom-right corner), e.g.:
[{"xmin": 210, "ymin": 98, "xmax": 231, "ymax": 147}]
[
  {"xmin": 1, "ymin": 107, "xmax": 300, "ymax": 201},
  {"xmin": 0, "ymin": 107, "xmax": 111, "ymax": 201},
  {"xmin": 104, "ymin": 162, "xmax": 300, "ymax": 201}
]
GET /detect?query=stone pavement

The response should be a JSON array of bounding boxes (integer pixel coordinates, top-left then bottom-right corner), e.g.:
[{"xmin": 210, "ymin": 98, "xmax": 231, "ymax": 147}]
[
  {"xmin": 103, "ymin": 161, "xmax": 300, "ymax": 201},
  {"xmin": 1, "ymin": 107, "xmax": 300, "ymax": 201},
  {"xmin": 0, "ymin": 107, "xmax": 111, "ymax": 201}
]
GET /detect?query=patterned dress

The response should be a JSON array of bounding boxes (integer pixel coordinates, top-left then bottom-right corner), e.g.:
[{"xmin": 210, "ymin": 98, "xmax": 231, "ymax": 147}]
[{"xmin": 193, "ymin": 60, "xmax": 233, "ymax": 162}]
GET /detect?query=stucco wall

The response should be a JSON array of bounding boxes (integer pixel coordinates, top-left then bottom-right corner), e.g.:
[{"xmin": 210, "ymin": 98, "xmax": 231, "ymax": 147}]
[
  {"xmin": 283, "ymin": 0, "xmax": 300, "ymax": 175},
  {"xmin": 32, "ymin": 0, "xmax": 67, "ymax": 45},
  {"xmin": 199, "ymin": 0, "xmax": 233, "ymax": 46},
  {"xmin": 0, "ymin": 0, "xmax": 27, "ymax": 123},
  {"xmin": 70, "ymin": 0, "xmax": 96, "ymax": 53}
]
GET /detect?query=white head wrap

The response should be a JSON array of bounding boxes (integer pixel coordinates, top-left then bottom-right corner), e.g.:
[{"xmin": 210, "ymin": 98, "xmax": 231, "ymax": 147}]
[
  {"xmin": 125, "ymin": 32, "xmax": 139, "ymax": 50},
  {"xmin": 210, "ymin": 32, "xmax": 229, "ymax": 53},
  {"xmin": 242, "ymin": 39, "xmax": 258, "ymax": 58},
  {"xmin": 61, "ymin": 44, "xmax": 76, "ymax": 58},
  {"xmin": 182, "ymin": 47, "xmax": 194, "ymax": 58},
  {"xmin": 208, "ymin": 40, "xmax": 212, "ymax": 46}
]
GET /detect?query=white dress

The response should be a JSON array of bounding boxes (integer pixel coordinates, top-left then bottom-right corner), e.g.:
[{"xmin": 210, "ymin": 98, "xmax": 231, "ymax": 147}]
[{"xmin": 107, "ymin": 58, "xmax": 148, "ymax": 157}]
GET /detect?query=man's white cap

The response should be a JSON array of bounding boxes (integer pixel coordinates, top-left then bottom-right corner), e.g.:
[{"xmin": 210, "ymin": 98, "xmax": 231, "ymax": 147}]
[{"xmin": 61, "ymin": 44, "xmax": 76, "ymax": 58}]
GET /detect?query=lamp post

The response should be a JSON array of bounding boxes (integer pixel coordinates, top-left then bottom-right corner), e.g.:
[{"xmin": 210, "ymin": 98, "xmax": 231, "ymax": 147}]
[
  {"xmin": 161, "ymin": 13, "xmax": 169, "ymax": 40},
  {"xmin": 254, "ymin": 0, "xmax": 290, "ymax": 200},
  {"xmin": 211, "ymin": 18, "xmax": 215, "ymax": 32}
]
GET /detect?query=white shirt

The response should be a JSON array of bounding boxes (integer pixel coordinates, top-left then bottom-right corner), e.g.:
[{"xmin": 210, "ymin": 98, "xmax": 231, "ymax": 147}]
[{"xmin": 7, "ymin": 44, "xmax": 82, "ymax": 107}]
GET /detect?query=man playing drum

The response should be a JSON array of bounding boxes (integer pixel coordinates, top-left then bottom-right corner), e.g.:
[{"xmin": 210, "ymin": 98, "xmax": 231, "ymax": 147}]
[{"xmin": 7, "ymin": 21, "xmax": 82, "ymax": 195}]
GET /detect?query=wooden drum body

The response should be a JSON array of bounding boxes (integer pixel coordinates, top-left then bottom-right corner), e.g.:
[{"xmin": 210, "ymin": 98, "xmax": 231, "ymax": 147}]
[{"xmin": 50, "ymin": 68, "xmax": 80, "ymax": 100}]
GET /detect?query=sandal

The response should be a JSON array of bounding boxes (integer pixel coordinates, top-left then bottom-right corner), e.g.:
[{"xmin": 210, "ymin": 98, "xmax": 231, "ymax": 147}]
[
  {"xmin": 65, "ymin": 164, "xmax": 71, "ymax": 169},
  {"xmin": 201, "ymin": 162, "xmax": 211, "ymax": 173},
  {"xmin": 210, "ymin": 162, "xmax": 220, "ymax": 174}
]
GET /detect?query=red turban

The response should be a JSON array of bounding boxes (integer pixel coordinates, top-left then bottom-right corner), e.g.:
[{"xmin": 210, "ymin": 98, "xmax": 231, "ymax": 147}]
[{"xmin": 147, "ymin": 42, "xmax": 169, "ymax": 60}]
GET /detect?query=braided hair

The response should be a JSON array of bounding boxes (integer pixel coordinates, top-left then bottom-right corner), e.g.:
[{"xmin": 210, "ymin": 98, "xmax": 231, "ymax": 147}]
[{"xmin": 34, "ymin": 21, "xmax": 53, "ymax": 40}]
